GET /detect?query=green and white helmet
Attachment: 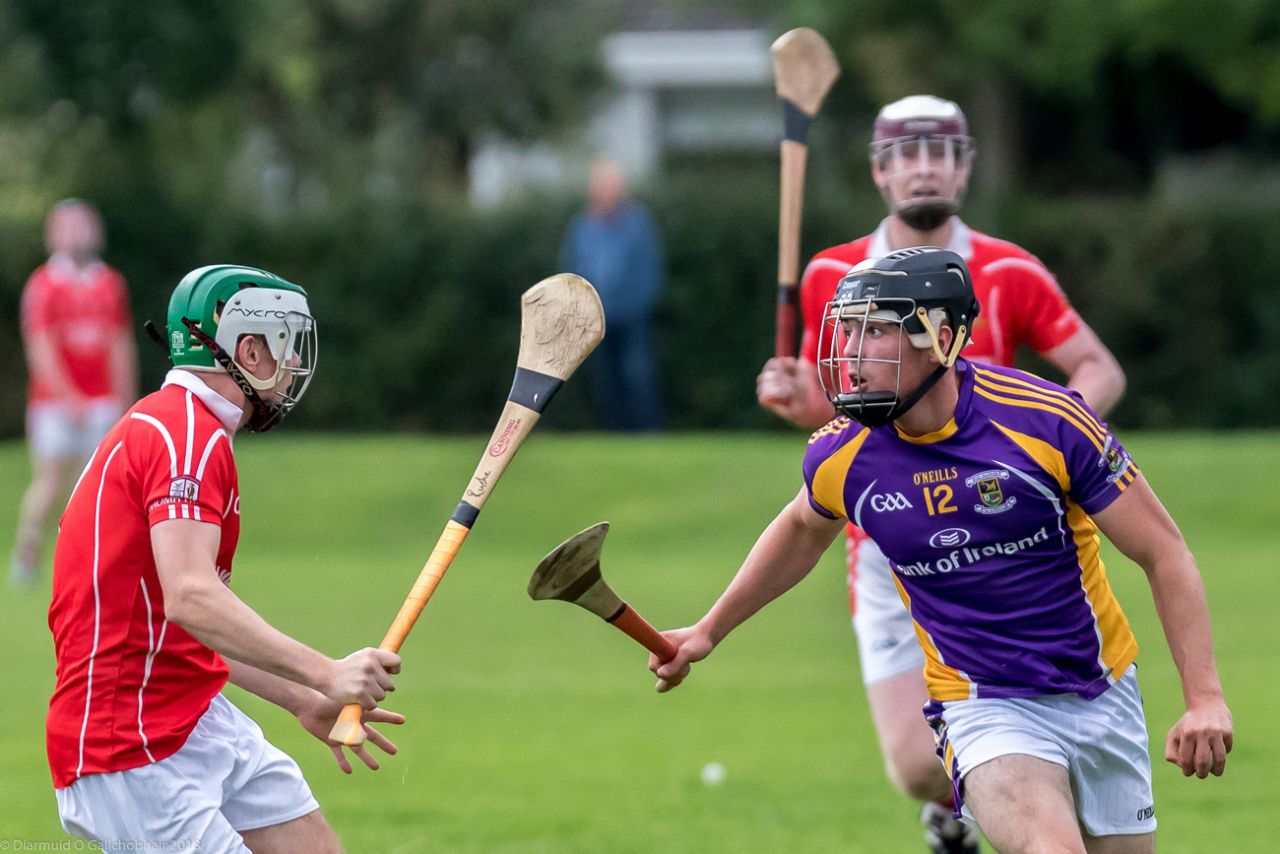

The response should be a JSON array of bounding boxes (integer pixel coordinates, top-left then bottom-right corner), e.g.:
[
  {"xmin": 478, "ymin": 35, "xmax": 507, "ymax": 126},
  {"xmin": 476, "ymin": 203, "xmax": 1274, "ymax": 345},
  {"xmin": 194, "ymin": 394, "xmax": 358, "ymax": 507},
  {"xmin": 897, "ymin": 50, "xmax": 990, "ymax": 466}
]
[{"xmin": 167, "ymin": 265, "xmax": 318, "ymax": 432}]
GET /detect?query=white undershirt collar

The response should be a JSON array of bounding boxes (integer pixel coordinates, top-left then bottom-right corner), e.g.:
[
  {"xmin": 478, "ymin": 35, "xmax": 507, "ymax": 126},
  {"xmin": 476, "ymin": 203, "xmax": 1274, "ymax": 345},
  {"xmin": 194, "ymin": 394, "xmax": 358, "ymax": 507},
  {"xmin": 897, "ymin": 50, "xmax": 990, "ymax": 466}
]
[
  {"xmin": 868, "ymin": 216, "xmax": 973, "ymax": 261},
  {"xmin": 162, "ymin": 370, "xmax": 244, "ymax": 434}
]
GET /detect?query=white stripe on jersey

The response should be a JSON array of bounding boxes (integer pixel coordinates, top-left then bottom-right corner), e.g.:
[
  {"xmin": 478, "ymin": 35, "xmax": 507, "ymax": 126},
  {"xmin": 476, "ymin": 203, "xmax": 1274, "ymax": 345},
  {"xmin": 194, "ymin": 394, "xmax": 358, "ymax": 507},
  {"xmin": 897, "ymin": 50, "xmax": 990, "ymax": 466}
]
[
  {"xmin": 136, "ymin": 579, "xmax": 157, "ymax": 762},
  {"xmin": 852, "ymin": 479, "xmax": 877, "ymax": 530},
  {"xmin": 193, "ymin": 430, "xmax": 228, "ymax": 523},
  {"xmin": 195, "ymin": 430, "xmax": 227, "ymax": 479},
  {"xmin": 129, "ymin": 414, "xmax": 178, "ymax": 478},
  {"xmin": 66, "ymin": 444, "xmax": 101, "ymax": 513},
  {"xmin": 76, "ymin": 441, "xmax": 125, "ymax": 780},
  {"xmin": 183, "ymin": 391, "xmax": 195, "ymax": 476},
  {"xmin": 135, "ymin": 579, "xmax": 170, "ymax": 763},
  {"xmin": 131, "ymin": 412, "xmax": 180, "ymax": 519}
]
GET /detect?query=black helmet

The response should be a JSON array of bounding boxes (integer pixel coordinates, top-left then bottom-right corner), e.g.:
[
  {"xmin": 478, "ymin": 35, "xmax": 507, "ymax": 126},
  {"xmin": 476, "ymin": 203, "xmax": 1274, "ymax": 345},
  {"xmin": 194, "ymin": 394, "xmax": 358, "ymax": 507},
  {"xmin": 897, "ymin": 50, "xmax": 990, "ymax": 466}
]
[{"xmin": 818, "ymin": 246, "xmax": 979, "ymax": 426}]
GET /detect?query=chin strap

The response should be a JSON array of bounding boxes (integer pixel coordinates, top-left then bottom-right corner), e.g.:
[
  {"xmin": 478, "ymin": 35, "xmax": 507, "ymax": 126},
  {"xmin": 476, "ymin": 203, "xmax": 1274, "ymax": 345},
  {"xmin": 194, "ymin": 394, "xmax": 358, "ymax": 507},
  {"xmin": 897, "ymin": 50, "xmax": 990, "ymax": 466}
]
[
  {"xmin": 916, "ymin": 307, "xmax": 967, "ymax": 367},
  {"xmin": 180, "ymin": 318, "xmax": 281, "ymax": 432}
]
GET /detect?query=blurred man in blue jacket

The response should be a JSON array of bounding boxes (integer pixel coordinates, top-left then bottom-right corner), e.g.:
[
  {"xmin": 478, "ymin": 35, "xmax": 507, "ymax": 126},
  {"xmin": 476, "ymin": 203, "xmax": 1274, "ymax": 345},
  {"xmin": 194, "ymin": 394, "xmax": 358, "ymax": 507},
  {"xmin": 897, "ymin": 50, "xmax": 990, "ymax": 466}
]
[{"xmin": 559, "ymin": 157, "xmax": 665, "ymax": 431}]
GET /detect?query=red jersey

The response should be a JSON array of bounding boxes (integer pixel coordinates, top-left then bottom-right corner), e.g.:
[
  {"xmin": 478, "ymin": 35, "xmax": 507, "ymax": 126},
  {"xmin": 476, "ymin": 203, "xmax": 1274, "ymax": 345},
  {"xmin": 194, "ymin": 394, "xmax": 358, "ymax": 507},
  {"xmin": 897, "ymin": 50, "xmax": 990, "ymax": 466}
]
[
  {"xmin": 20, "ymin": 255, "xmax": 131, "ymax": 403},
  {"xmin": 47, "ymin": 371, "xmax": 242, "ymax": 789},
  {"xmin": 799, "ymin": 218, "xmax": 1081, "ymax": 367}
]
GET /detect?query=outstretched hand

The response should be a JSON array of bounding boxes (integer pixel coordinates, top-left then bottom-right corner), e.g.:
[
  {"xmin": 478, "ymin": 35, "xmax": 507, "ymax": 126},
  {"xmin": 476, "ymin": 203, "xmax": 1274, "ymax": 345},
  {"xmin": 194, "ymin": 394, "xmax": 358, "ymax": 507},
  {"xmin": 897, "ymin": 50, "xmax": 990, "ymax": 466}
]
[
  {"xmin": 649, "ymin": 625, "xmax": 715, "ymax": 693},
  {"xmin": 297, "ymin": 695, "xmax": 405, "ymax": 774},
  {"xmin": 1165, "ymin": 698, "xmax": 1232, "ymax": 779}
]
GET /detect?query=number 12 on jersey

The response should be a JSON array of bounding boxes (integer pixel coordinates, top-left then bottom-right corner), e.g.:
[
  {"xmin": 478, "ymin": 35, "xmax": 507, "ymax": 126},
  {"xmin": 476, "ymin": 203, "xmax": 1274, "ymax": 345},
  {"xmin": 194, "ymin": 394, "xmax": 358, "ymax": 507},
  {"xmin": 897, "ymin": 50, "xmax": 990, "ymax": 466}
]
[{"xmin": 922, "ymin": 485, "xmax": 957, "ymax": 515}]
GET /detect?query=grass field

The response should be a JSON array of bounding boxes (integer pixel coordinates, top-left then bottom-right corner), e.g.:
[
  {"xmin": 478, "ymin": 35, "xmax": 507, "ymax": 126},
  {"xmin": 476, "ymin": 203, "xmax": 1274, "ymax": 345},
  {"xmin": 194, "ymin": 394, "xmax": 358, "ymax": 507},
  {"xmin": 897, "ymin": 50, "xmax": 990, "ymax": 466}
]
[{"xmin": 1, "ymin": 431, "xmax": 1275, "ymax": 853}]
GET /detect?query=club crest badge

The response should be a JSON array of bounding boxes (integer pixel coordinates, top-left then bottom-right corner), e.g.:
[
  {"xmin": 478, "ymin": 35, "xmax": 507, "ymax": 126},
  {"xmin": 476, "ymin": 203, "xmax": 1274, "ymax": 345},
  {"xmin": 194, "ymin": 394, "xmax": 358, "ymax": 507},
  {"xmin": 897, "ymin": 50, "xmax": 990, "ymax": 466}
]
[
  {"xmin": 965, "ymin": 469, "xmax": 1015, "ymax": 514},
  {"xmin": 169, "ymin": 476, "xmax": 200, "ymax": 502},
  {"xmin": 1099, "ymin": 436, "xmax": 1132, "ymax": 484}
]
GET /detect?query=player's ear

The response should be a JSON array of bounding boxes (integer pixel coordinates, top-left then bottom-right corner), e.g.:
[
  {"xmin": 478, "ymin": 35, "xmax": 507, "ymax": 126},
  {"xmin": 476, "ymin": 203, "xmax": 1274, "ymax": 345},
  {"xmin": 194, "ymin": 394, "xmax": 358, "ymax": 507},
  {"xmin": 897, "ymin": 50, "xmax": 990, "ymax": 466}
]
[
  {"xmin": 235, "ymin": 334, "xmax": 267, "ymax": 369},
  {"xmin": 928, "ymin": 325, "xmax": 955, "ymax": 365}
]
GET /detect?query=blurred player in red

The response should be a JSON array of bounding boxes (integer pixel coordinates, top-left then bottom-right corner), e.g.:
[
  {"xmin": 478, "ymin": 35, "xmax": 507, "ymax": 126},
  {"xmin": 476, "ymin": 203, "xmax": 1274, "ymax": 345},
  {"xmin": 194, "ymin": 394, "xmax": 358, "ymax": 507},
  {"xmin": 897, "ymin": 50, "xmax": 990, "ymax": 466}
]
[
  {"xmin": 11, "ymin": 200, "xmax": 137, "ymax": 587},
  {"xmin": 757, "ymin": 96, "xmax": 1127, "ymax": 854},
  {"xmin": 47, "ymin": 265, "xmax": 402, "ymax": 852}
]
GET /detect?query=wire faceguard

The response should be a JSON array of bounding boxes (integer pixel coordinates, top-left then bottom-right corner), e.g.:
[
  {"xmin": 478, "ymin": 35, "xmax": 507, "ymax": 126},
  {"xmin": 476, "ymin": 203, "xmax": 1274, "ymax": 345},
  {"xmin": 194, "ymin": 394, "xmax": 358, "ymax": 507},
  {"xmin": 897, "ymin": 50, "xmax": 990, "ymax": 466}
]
[
  {"xmin": 181, "ymin": 312, "xmax": 317, "ymax": 432},
  {"xmin": 869, "ymin": 133, "xmax": 975, "ymax": 231},
  {"xmin": 817, "ymin": 249, "xmax": 978, "ymax": 427}
]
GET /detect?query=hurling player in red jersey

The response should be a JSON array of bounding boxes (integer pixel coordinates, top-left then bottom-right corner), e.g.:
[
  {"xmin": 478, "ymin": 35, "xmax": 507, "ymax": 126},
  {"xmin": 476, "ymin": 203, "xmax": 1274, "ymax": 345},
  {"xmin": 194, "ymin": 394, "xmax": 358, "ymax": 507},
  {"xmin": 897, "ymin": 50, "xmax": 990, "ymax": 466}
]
[
  {"xmin": 756, "ymin": 96, "xmax": 1127, "ymax": 854},
  {"xmin": 47, "ymin": 266, "xmax": 402, "ymax": 853},
  {"xmin": 11, "ymin": 200, "xmax": 137, "ymax": 587}
]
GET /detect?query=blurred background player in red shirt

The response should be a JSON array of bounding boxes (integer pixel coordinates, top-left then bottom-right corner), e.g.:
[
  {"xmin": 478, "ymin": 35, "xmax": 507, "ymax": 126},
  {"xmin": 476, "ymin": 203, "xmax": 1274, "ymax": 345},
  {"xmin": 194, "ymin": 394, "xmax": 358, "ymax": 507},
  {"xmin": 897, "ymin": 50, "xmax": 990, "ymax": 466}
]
[
  {"xmin": 756, "ymin": 95, "xmax": 1127, "ymax": 854},
  {"xmin": 11, "ymin": 199, "xmax": 138, "ymax": 587}
]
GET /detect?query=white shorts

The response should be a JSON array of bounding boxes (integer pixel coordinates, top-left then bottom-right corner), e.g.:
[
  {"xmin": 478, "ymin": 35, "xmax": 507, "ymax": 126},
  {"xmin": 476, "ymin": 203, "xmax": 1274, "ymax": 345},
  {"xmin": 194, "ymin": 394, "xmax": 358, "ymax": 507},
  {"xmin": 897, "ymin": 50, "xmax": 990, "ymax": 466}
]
[
  {"xmin": 927, "ymin": 664, "xmax": 1156, "ymax": 837},
  {"xmin": 55, "ymin": 694, "xmax": 319, "ymax": 853},
  {"xmin": 849, "ymin": 537, "xmax": 926, "ymax": 684},
  {"xmin": 27, "ymin": 398, "xmax": 122, "ymax": 461}
]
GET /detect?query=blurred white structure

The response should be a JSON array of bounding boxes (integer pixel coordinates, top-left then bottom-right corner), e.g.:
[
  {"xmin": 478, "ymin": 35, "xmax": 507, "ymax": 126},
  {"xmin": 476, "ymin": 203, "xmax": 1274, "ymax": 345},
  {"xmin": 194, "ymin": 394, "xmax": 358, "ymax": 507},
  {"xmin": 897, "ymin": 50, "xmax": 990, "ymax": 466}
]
[{"xmin": 469, "ymin": 29, "xmax": 774, "ymax": 206}]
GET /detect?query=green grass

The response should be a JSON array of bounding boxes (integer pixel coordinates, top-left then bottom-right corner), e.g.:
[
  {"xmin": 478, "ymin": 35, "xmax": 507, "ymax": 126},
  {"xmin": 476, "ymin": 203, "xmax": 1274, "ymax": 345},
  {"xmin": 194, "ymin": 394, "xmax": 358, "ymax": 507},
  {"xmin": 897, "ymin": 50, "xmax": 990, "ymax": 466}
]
[{"xmin": 1, "ymin": 431, "xmax": 1275, "ymax": 852}]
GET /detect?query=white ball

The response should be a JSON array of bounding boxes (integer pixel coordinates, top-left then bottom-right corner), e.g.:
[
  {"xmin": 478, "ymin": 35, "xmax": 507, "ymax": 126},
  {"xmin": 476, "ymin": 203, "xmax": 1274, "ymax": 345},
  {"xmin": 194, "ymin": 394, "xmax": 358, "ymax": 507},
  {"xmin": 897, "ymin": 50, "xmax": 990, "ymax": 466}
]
[{"xmin": 700, "ymin": 761, "xmax": 726, "ymax": 786}]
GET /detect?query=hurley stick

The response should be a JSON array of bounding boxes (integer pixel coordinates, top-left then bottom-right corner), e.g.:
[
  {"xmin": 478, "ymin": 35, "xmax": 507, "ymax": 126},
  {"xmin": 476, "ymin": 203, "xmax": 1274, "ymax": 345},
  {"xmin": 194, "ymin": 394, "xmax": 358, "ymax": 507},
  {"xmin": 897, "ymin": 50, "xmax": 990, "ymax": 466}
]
[
  {"xmin": 771, "ymin": 27, "xmax": 841, "ymax": 357},
  {"xmin": 527, "ymin": 522, "xmax": 677, "ymax": 663},
  {"xmin": 329, "ymin": 274, "xmax": 605, "ymax": 745}
]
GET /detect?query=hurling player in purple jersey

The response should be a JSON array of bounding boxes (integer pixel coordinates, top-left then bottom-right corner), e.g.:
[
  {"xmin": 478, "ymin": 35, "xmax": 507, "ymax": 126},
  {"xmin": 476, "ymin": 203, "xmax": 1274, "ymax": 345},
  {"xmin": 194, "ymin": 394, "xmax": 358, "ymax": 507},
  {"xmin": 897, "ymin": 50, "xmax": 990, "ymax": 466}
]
[{"xmin": 651, "ymin": 248, "xmax": 1231, "ymax": 853}]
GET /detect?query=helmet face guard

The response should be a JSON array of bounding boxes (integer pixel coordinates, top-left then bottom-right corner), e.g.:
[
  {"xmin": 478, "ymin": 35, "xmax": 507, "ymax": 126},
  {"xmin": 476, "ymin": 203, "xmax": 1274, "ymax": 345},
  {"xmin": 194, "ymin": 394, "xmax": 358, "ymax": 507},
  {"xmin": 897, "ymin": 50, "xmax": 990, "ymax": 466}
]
[
  {"xmin": 870, "ymin": 95, "xmax": 975, "ymax": 231},
  {"xmin": 818, "ymin": 248, "xmax": 978, "ymax": 426},
  {"xmin": 168, "ymin": 265, "xmax": 318, "ymax": 432},
  {"xmin": 869, "ymin": 134, "xmax": 975, "ymax": 231}
]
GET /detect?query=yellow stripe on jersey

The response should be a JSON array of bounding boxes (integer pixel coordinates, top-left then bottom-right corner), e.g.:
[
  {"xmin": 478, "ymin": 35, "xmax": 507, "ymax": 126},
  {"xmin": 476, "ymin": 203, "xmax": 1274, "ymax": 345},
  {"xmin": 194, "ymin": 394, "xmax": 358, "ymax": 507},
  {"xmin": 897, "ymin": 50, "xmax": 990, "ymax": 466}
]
[
  {"xmin": 973, "ymin": 385, "xmax": 1106, "ymax": 454},
  {"xmin": 973, "ymin": 367, "xmax": 1110, "ymax": 443},
  {"xmin": 892, "ymin": 574, "xmax": 974, "ymax": 701},
  {"xmin": 1066, "ymin": 498, "xmax": 1139, "ymax": 679},
  {"xmin": 990, "ymin": 420, "xmax": 1070, "ymax": 493},
  {"xmin": 895, "ymin": 417, "xmax": 959, "ymax": 444},
  {"xmin": 810, "ymin": 426, "xmax": 871, "ymax": 519}
]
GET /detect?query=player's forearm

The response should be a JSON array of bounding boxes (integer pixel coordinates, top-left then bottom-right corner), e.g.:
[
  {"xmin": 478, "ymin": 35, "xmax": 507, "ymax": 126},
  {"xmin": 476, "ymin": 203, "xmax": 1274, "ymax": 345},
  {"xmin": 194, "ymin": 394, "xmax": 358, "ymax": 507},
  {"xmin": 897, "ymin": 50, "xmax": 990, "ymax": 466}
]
[
  {"xmin": 701, "ymin": 505, "xmax": 837, "ymax": 645},
  {"xmin": 1066, "ymin": 353, "xmax": 1125, "ymax": 416},
  {"xmin": 166, "ymin": 579, "xmax": 335, "ymax": 696},
  {"xmin": 1144, "ymin": 549, "xmax": 1225, "ymax": 707},
  {"xmin": 226, "ymin": 657, "xmax": 324, "ymax": 716}
]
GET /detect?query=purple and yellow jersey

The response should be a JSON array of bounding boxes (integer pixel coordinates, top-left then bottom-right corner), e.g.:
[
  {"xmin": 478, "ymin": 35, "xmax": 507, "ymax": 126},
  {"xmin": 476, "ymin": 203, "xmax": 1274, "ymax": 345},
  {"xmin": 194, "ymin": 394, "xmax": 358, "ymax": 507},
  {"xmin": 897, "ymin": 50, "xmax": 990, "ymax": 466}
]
[{"xmin": 802, "ymin": 359, "xmax": 1140, "ymax": 702}]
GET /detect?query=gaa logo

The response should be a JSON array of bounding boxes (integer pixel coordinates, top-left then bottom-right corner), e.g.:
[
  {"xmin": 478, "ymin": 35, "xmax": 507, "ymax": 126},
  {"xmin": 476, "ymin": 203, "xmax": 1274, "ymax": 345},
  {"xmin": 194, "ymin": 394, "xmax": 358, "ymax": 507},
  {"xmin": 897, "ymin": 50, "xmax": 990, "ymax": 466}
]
[
  {"xmin": 929, "ymin": 528, "xmax": 971, "ymax": 548},
  {"xmin": 870, "ymin": 492, "xmax": 913, "ymax": 512}
]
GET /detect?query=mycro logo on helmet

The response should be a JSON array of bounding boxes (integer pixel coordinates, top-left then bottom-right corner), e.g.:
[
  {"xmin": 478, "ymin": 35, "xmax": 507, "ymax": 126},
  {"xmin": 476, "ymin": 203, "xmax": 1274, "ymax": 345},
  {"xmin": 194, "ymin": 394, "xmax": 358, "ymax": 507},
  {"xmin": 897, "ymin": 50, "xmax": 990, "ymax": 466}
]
[{"xmin": 225, "ymin": 307, "xmax": 291, "ymax": 319}]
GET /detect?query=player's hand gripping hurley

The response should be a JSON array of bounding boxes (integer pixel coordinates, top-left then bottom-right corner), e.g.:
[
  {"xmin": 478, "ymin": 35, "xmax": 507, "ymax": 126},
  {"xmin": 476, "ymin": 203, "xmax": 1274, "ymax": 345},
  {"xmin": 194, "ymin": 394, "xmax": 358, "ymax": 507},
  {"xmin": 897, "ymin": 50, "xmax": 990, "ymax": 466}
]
[
  {"xmin": 771, "ymin": 28, "xmax": 840, "ymax": 357},
  {"xmin": 527, "ymin": 522, "xmax": 677, "ymax": 664},
  {"xmin": 329, "ymin": 274, "xmax": 604, "ymax": 745}
]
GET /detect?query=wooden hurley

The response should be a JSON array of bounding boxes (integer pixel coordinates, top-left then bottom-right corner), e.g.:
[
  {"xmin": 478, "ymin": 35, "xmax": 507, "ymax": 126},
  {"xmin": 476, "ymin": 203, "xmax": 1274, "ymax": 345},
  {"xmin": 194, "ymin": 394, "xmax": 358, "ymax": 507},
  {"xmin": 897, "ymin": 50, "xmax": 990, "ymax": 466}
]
[
  {"xmin": 329, "ymin": 274, "xmax": 605, "ymax": 746},
  {"xmin": 527, "ymin": 522, "xmax": 677, "ymax": 663},
  {"xmin": 771, "ymin": 27, "xmax": 841, "ymax": 357}
]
